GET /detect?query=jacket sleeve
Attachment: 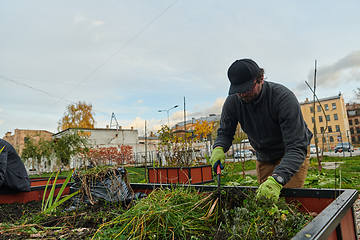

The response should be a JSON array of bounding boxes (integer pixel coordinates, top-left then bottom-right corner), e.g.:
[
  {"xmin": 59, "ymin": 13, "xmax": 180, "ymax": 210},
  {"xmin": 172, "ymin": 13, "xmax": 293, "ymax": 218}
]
[
  {"xmin": 0, "ymin": 145, "xmax": 8, "ymax": 187},
  {"xmin": 213, "ymin": 96, "xmax": 239, "ymax": 152},
  {"xmin": 272, "ymin": 91, "xmax": 312, "ymax": 184}
]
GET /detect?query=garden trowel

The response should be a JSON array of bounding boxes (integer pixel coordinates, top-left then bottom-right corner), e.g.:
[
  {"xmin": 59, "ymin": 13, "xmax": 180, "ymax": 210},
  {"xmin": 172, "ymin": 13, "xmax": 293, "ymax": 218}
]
[{"xmin": 217, "ymin": 164, "xmax": 221, "ymax": 188}]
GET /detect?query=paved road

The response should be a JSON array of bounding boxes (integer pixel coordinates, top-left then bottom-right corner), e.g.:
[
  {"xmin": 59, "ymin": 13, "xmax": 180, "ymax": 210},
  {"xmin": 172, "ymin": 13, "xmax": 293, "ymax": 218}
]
[
  {"xmin": 311, "ymin": 148, "xmax": 360, "ymax": 157},
  {"xmin": 228, "ymin": 149, "xmax": 360, "ymax": 162}
]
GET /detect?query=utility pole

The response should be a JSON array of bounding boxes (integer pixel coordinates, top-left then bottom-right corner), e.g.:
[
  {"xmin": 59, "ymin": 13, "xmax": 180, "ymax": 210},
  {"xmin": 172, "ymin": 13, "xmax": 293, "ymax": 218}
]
[
  {"xmin": 184, "ymin": 97, "xmax": 187, "ymax": 162},
  {"xmin": 144, "ymin": 120, "xmax": 148, "ymax": 181}
]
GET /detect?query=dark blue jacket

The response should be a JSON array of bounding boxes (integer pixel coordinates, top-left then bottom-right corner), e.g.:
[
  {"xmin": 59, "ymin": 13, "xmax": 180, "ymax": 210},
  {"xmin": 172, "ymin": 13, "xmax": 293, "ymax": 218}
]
[
  {"xmin": 214, "ymin": 81, "xmax": 313, "ymax": 184},
  {"xmin": 0, "ymin": 139, "xmax": 30, "ymax": 192}
]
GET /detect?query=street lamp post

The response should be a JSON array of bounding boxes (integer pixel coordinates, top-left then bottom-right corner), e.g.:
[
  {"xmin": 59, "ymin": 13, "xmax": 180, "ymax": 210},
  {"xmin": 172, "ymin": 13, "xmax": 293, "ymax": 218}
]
[{"xmin": 158, "ymin": 105, "xmax": 178, "ymax": 128}]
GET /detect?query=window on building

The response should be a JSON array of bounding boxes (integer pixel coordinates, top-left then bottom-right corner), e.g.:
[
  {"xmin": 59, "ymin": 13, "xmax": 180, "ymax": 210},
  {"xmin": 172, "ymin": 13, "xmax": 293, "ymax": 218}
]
[
  {"xmin": 357, "ymin": 127, "xmax": 360, "ymax": 134},
  {"xmin": 334, "ymin": 114, "xmax": 338, "ymax": 121},
  {"xmin": 330, "ymin": 136, "xmax": 334, "ymax": 142},
  {"xmin": 356, "ymin": 119, "xmax": 359, "ymax": 125},
  {"xmin": 358, "ymin": 136, "xmax": 360, "ymax": 142},
  {"xmin": 326, "ymin": 115, "xmax": 330, "ymax": 121},
  {"xmin": 310, "ymin": 107, "xmax": 313, "ymax": 113},
  {"xmin": 319, "ymin": 116, "xmax": 323, "ymax": 122},
  {"xmin": 332, "ymin": 103, "xmax": 337, "ymax": 110},
  {"xmin": 317, "ymin": 106, "xmax": 321, "ymax": 112},
  {"xmin": 335, "ymin": 125, "xmax": 340, "ymax": 132},
  {"xmin": 350, "ymin": 120, "xmax": 353, "ymax": 125},
  {"xmin": 325, "ymin": 104, "xmax": 329, "ymax": 111},
  {"xmin": 322, "ymin": 136, "xmax": 326, "ymax": 143},
  {"xmin": 328, "ymin": 126, "xmax": 332, "ymax": 132},
  {"xmin": 320, "ymin": 127, "xmax": 324, "ymax": 133},
  {"xmin": 348, "ymin": 110, "xmax": 356, "ymax": 116},
  {"xmin": 350, "ymin": 128, "xmax": 354, "ymax": 134},
  {"xmin": 352, "ymin": 137, "xmax": 356, "ymax": 142},
  {"xmin": 311, "ymin": 117, "xmax": 314, "ymax": 123}
]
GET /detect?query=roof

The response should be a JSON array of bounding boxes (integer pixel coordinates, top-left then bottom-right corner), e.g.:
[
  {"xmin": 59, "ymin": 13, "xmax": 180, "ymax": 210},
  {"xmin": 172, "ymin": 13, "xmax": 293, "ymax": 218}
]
[
  {"xmin": 300, "ymin": 94, "xmax": 342, "ymax": 105},
  {"xmin": 53, "ymin": 127, "xmax": 137, "ymax": 136}
]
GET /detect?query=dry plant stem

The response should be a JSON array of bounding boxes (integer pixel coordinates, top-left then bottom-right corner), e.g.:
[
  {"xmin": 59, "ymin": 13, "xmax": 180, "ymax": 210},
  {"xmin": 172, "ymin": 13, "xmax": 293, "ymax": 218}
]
[
  {"xmin": 285, "ymin": 202, "xmax": 296, "ymax": 215},
  {"xmin": 245, "ymin": 215, "xmax": 260, "ymax": 239},
  {"xmin": 1, "ymin": 224, "xmax": 45, "ymax": 233},
  {"xmin": 293, "ymin": 198, "xmax": 311, "ymax": 215},
  {"xmin": 41, "ymin": 212, "xmax": 87, "ymax": 226},
  {"xmin": 206, "ymin": 198, "xmax": 219, "ymax": 220},
  {"xmin": 184, "ymin": 193, "xmax": 213, "ymax": 217}
]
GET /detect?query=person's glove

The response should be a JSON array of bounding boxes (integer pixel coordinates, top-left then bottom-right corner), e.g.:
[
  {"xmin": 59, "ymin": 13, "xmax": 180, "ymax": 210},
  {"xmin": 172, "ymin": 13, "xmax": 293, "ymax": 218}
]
[
  {"xmin": 210, "ymin": 147, "xmax": 225, "ymax": 173},
  {"xmin": 256, "ymin": 176, "xmax": 283, "ymax": 201}
]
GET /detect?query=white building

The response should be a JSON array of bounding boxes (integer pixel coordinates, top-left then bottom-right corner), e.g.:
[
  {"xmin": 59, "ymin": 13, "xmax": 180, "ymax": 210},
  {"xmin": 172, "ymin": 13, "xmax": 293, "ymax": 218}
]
[{"xmin": 54, "ymin": 127, "xmax": 139, "ymax": 150}]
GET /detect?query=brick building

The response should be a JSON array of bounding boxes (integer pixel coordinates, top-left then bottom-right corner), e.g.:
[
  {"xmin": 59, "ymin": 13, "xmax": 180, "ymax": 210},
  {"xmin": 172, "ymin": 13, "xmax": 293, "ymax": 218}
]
[
  {"xmin": 346, "ymin": 103, "xmax": 360, "ymax": 144},
  {"xmin": 2, "ymin": 129, "xmax": 54, "ymax": 155}
]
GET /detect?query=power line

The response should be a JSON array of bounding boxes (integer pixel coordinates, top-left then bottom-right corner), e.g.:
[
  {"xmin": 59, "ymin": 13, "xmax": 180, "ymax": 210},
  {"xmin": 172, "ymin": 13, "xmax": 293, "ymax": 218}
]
[
  {"xmin": 2, "ymin": 1, "xmax": 178, "ymax": 129},
  {"xmin": 1, "ymin": 75, "xmax": 110, "ymax": 116},
  {"xmin": 57, "ymin": 0, "xmax": 178, "ymax": 100},
  {"xmin": 1, "ymin": 75, "xmax": 72, "ymax": 103}
]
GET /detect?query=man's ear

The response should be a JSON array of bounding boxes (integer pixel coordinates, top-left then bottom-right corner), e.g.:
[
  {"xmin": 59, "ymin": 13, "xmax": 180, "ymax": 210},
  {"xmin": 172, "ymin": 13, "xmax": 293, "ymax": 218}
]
[{"xmin": 259, "ymin": 75, "xmax": 264, "ymax": 84}]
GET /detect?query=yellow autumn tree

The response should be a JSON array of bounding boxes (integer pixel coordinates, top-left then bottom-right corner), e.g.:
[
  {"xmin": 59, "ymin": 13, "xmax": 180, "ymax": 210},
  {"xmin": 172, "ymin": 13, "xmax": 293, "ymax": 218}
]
[
  {"xmin": 58, "ymin": 101, "xmax": 96, "ymax": 131},
  {"xmin": 193, "ymin": 120, "xmax": 213, "ymax": 140}
]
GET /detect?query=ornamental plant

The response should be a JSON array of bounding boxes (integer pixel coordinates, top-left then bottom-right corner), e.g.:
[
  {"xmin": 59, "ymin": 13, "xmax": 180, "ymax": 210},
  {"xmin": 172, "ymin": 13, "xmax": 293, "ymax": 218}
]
[{"xmin": 157, "ymin": 125, "xmax": 199, "ymax": 167}]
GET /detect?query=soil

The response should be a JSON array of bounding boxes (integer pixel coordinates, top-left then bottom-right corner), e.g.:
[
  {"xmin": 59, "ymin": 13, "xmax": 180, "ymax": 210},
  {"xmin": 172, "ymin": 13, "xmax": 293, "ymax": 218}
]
[{"xmin": 0, "ymin": 199, "xmax": 120, "ymax": 239}]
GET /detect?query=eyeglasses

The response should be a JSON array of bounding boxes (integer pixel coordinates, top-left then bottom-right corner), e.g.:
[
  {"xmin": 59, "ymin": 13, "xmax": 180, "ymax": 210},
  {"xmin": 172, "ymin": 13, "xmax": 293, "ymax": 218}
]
[{"xmin": 238, "ymin": 80, "xmax": 258, "ymax": 96}]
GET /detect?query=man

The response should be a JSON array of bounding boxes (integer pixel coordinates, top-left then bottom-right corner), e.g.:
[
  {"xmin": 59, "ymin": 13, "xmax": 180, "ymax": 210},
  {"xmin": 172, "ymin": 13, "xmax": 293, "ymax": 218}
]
[
  {"xmin": 0, "ymin": 139, "xmax": 31, "ymax": 192},
  {"xmin": 210, "ymin": 58, "xmax": 312, "ymax": 201}
]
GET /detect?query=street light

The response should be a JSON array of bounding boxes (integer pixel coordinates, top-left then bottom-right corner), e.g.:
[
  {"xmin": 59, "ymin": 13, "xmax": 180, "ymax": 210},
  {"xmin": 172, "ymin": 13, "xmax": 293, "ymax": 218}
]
[{"xmin": 158, "ymin": 105, "xmax": 178, "ymax": 128}]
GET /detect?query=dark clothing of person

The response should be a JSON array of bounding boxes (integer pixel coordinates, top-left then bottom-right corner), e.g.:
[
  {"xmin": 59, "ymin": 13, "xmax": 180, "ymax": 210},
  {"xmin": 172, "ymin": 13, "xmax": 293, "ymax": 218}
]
[
  {"xmin": 0, "ymin": 139, "xmax": 30, "ymax": 192},
  {"xmin": 213, "ymin": 81, "xmax": 313, "ymax": 185}
]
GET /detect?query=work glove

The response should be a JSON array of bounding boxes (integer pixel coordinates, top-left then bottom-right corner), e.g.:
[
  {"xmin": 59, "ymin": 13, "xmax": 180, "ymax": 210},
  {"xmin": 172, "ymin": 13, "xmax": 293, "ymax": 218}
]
[
  {"xmin": 256, "ymin": 176, "xmax": 283, "ymax": 202},
  {"xmin": 210, "ymin": 147, "xmax": 225, "ymax": 174}
]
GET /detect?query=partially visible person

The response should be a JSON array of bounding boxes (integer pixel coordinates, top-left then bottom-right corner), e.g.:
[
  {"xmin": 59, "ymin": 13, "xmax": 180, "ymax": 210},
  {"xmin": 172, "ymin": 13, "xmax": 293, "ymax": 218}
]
[{"xmin": 0, "ymin": 139, "xmax": 30, "ymax": 192}]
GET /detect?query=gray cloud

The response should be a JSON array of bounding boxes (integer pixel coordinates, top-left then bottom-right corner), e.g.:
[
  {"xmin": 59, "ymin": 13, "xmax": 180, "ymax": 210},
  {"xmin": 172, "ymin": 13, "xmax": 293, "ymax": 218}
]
[
  {"xmin": 294, "ymin": 51, "xmax": 360, "ymax": 94},
  {"xmin": 314, "ymin": 51, "xmax": 360, "ymax": 86}
]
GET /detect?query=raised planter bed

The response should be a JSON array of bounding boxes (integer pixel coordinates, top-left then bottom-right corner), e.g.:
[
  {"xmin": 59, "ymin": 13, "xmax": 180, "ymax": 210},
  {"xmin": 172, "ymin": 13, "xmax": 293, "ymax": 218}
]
[
  {"xmin": 0, "ymin": 177, "xmax": 70, "ymax": 204},
  {"xmin": 130, "ymin": 183, "xmax": 359, "ymax": 240},
  {"xmin": 147, "ymin": 165, "xmax": 213, "ymax": 184},
  {"xmin": 0, "ymin": 177, "xmax": 358, "ymax": 239}
]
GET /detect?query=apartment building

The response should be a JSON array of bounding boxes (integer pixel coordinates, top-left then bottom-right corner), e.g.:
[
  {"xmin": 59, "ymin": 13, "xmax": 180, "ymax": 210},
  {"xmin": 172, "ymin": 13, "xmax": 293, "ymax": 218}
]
[
  {"xmin": 300, "ymin": 94, "xmax": 350, "ymax": 150},
  {"xmin": 346, "ymin": 103, "xmax": 360, "ymax": 144}
]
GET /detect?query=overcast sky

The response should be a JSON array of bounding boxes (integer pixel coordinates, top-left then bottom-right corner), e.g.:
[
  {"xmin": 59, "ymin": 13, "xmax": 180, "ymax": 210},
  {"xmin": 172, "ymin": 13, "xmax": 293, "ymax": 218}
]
[{"xmin": 1, "ymin": 0, "xmax": 360, "ymax": 137}]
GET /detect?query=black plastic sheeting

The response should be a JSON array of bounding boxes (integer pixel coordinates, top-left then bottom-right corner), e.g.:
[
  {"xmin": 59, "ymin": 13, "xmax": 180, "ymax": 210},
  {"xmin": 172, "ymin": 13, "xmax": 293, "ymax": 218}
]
[{"xmin": 68, "ymin": 167, "xmax": 146, "ymax": 210}]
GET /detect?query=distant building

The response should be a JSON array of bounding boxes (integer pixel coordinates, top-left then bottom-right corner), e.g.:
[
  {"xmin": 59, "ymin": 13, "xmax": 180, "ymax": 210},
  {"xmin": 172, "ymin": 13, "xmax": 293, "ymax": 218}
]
[
  {"xmin": 172, "ymin": 114, "xmax": 220, "ymax": 157},
  {"xmin": 53, "ymin": 127, "xmax": 139, "ymax": 150},
  {"xmin": 53, "ymin": 127, "xmax": 139, "ymax": 168},
  {"xmin": 300, "ymin": 94, "xmax": 350, "ymax": 150},
  {"xmin": 138, "ymin": 131, "xmax": 160, "ymax": 152},
  {"xmin": 346, "ymin": 102, "xmax": 360, "ymax": 144},
  {"xmin": 2, "ymin": 129, "xmax": 54, "ymax": 155},
  {"xmin": 173, "ymin": 114, "xmax": 220, "ymax": 138}
]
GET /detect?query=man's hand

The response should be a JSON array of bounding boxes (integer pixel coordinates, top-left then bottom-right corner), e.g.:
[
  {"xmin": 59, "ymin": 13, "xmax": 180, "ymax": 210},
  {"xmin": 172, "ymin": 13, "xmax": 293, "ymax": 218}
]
[
  {"xmin": 210, "ymin": 147, "xmax": 225, "ymax": 174},
  {"xmin": 256, "ymin": 176, "xmax": 283, "ymax": 201}
]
